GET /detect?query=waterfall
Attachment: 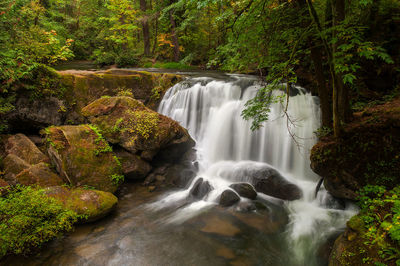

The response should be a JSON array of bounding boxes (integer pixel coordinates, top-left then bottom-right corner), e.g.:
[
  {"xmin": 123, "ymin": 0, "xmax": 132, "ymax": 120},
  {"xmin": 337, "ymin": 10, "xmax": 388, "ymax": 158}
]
[{"xmin": 153, "ymin": 74, "xmax": 356, "ymax": 265}]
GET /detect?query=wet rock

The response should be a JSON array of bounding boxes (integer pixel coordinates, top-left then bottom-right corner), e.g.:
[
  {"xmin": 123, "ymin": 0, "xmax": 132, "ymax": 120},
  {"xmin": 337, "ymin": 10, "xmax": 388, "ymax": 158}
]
[
  {"xmin": 189, "ymin": 178, "xmax": 212, "ymax": 199},
  {"xmin": 144, "ymin": 163, "xmax": 196, "ymax": 189},
  {"xmin": 45, "ymin": 186, "xmax": 118, "ymax": 223},
  {"xmin": 114, "ymin": 148, "xmax": 152, "ymax": 180},
  {"xmin": 44, "ymin": 125, "xmax": 123, "ymax": 193},
  {"xmin": 81, "ymin": 96, "xmax": 195, "ymax": 162},
  {"xmin": 5, "ymin": 134, "xmax": 49, "ymax": 165},
  {"xmin": 229, "ymin": 183, "xmax": 257, "ymax": 200},
  {"xmin": 219, "ymin": 190, "xmax": 240, "ymax": 207},
  {"xmin": 252, "ymin": 167, "xmax": 302, "ymax": 201},
  {"xmin": 235, "ymin": 201, "xmax": 257, "ymax": 212},
  {"xmin": 211, "ymin": 162, "xmax": 302, "ymax": 201}
]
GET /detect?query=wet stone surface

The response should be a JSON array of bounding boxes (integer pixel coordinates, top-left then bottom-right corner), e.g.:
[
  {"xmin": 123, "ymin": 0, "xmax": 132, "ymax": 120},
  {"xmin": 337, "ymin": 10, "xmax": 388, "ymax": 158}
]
[{"xmin": 3, "ymin": 182, "xmax": 301, "ymax": 266}]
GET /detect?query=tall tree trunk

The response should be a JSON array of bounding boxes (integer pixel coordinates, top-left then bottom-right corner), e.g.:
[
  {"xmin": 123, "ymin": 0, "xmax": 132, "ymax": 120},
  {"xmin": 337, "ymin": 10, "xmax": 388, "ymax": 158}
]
[
  {"xmin": 309, "ymin": 41, "xmax": 332, "ymax": 128},
  {"xmin": 152, "ymin": 11, "xmax": 159, "ymax": 55},
  {"xmin": 169, "ymin": 9, "xmax": 180, "ymax": 62},
  {"xmin": 306, "ymin": 0, "xmax": 341, "ymax": 136},
  {"xmin": 298, "ymin": 0, "xmax": 332, "ymax": 128},
  {"xmin": 332, "ymin": 0, "xmax": 351, "ymax": 125},
  {"xmin": 140, "ymin": 0, "xmax": 151, "ymax": 56}
]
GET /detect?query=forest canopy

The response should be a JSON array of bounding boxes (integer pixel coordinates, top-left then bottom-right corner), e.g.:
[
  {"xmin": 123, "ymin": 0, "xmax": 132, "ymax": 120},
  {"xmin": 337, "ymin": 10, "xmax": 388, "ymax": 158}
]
[{"xmin": 0, "ymin": 0, "xmax": 399, "ymax": 134}]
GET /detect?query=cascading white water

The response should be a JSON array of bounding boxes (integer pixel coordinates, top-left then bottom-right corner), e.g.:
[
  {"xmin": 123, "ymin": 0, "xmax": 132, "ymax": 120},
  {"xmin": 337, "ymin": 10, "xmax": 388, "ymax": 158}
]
[{"xmin": 153, "ymin": 74, "xmax": 356, "ymax": 265}]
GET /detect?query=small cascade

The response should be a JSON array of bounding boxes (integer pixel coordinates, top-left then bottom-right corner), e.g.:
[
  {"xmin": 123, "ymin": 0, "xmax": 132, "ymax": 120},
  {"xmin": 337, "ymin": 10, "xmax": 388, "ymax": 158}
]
[{"xmin": 153, "ymin": 74, "xmax": 356, "ymax": 265}]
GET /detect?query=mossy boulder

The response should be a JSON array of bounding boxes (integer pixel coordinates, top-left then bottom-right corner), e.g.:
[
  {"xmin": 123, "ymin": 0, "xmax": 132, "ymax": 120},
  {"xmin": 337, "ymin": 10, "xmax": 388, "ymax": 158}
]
[
  {"xmin": 43, "ymin": 125, "xmax": 123, "ymax": 193},
  {"xmin": 59, "ymin": 69, "xmax": 182, "ymax": 123},
  {"xmin": 81, "ymin": 96, "xmax": 195, "ymax": 162},
  {"xmin": 3, "ymin": 134, "xmax": 63, "ymax": 187},
  {"xmin": 5, "ymin": 134, "xmax": 49, "ymax": 165},
  {"xmin": 45, "ymin": 186, "xmax": 118, "ymax": 223},
  {"xmin": 13, "ymin": 163, "xmax": 64, "ymax": 187},
  {"xmin": 310, "ymin": 97, "xmax": 400, "ymax": 200}
]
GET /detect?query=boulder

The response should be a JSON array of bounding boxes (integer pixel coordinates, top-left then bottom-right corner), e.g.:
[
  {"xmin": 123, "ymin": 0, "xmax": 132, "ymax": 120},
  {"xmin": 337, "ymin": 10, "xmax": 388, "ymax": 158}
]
[
  {"xmin": 212, "ymin": 161, "xmax": 302, "ymax": 201},
  {"xmin": 0, "ymin": 179, "xmax": 9, "ymax": 196},
  {"xmin": 254, "ymin": 170, "xmax": 303, "ymax": 201},
  {"xmin": 81, "ymin": 96, "xmax": 195, "ymax": 162},
  {"xmin": 219, "ymin": 190, "xmax": 240, "ymax": 207},
  {"xmin": 44, "ymin": 125, "xmax": 123, "ymax": 193},
  {"xmin": 189, "ymin": 178, "xmax": 212, "ymax": 199},
  {"xmin": 45, "ymin": 186, "xmax": 118, "ymax": 223},
  {"xmin": 14, "ymin": 163, "xmax": 64, "ymax": 187},
  {"xmin": 114, "ymin": 148, "xmax": 152, "ymax": 180},
  {"xmin": 3, "ymin": 154, "xmax": 30, "ymax": 184},
  {"xmin": 6, "ymin": 96, "xmax": 66, "ymax": 132},
  {"xmin": 235, "ymin": 201, "xmax": 257, "ymax": 212},
  {"xmin": 229, "ymin": 183, "xmax": 257, "ymax": 200},
  {"xmin": 3, "ymin": 136, "xmax": 63, "ymax": 187},
  {"xmin": 5, "ymin": 134, "xmax": 49, "ymax": 165}
]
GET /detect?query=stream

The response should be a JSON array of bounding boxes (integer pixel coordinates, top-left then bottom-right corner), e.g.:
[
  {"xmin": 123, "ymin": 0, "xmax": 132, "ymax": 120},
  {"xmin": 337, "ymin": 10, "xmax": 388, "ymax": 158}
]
[{"xmin": 6, "ymin": 70, "xmax": 357, "ymax": 266}]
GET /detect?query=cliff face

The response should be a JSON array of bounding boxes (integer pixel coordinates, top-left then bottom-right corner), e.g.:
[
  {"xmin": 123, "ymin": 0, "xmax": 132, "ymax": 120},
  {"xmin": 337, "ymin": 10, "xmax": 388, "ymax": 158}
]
[
  {"xmin": 310, "ymin": 97, "xmax": 400, "ymax": 200},
  {"xmin": 6, "ymin": 69, "xmax": 182, "ymax": 132}
]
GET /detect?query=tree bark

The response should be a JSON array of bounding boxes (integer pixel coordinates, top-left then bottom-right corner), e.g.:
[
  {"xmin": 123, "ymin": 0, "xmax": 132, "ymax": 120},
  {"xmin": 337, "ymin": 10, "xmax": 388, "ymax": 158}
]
[
  {"xmin": 333, "ymin": 0, "xmax": 351, "ymax": 123},
  {"xmin": 169, "ymin": 9, "xmax": 180, "ymax": 62},
  {"xmin": 309, "ymin": 41, "xmax": 332, "ymax": 128},
  {"xmin": 140, "ymin": 0, "xmax": 151, "ymax": 56}
]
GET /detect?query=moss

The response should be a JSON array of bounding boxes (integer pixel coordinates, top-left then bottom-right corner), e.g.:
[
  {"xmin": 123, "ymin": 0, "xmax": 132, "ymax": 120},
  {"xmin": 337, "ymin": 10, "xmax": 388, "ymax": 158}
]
[{"xmin": 44, "ymin": 125, "xmax": 123, "ymax": 193}]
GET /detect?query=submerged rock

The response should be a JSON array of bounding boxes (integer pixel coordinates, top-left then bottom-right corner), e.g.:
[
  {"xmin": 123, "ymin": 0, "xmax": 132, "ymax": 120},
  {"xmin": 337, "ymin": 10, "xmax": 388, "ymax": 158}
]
[
  {"xmin": 219, "ymin": 190, "xmax": 240, "ymax": 207},
  {"xmin": 81, "ymin": 96, "xmax": 195, "ymax": 162},
  {"xmin": 229, "ymin": 183, "xmax": 257, "ymax": 200},
  {"xmin": 189, "ymin": 178, "xmax": 212, "ymax": 199},
  {"xmin": 44, "ymin": 125, "xmax": 123, "ymax": 193},
  {"xmin": 45, "ymin": 186, "xmax": 118, "ymax": 223}
]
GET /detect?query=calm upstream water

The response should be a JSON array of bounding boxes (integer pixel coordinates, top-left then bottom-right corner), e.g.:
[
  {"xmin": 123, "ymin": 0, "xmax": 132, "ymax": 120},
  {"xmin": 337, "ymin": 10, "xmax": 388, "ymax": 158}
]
[{"xmin": 6, "ymin": 71, "xmax": 356, "ymax": 266}]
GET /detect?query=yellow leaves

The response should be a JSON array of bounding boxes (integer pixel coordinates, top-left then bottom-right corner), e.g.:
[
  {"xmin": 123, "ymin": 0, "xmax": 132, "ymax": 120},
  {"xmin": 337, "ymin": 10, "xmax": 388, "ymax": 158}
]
[{"xmin": 157, "ymin": 33, "xmax": 174, "ymax": 48}]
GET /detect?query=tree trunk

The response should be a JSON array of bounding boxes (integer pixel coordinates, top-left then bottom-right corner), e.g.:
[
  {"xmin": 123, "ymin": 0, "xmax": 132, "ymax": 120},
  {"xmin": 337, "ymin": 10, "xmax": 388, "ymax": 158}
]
[
  {"xmin": 152, "ymin": 11, "xmax": 159, "ymax": 55},
  {"xmin": 309, "ymin": 41, "xmax": 332, "ymax": 128},
  {"xmin": 140, "ymin": 0, "xmax": 151, "ymax": 56},
  {"xmin": 169, "ymin": 9, "xmax": 180, "ymax": 62},
  {"xmin": 332, "ymin": 0, "xmax": 351, "ymax": 126}
]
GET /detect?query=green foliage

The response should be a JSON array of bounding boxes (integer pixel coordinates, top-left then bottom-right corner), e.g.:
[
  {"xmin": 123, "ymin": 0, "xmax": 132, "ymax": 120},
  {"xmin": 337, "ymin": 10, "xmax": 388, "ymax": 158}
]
[
  {"xmin": 152, "ymin": 62, "xmax": 193, "ymax": 70},
  {"xmin": 110, "ymin": 174, "xmax": 124, "ymax": 185},
  {"xmin": 116, "ymin": 54, "xmax": 139, "ymax": 68},
  {"xmin": 353, "ymin": 185, "xmax": 400, "ymax": 264},
  {"xmin": 88, "ymin": 124, "xmax": 113, "ymax": 156},
  {"xmin": 0, "ymin": 186, "xmax": 78, "ymax": 258},
  {"xmin": 314, "ymin": 126, "xmax": 333, "ymax": 138}
]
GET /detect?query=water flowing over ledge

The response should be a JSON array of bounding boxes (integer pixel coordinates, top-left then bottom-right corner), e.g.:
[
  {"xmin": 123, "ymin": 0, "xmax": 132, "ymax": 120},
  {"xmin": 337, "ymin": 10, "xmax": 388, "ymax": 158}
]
[{"xmin": 155, "ymin": 74, "xmax": 357, "ymax": 265}]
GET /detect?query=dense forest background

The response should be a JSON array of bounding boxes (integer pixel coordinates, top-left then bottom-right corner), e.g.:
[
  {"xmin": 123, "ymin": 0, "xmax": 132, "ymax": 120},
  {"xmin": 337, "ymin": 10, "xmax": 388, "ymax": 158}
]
[{"xmin": 0, "ymin": 0, "xmax": 400, "ymax": 134}]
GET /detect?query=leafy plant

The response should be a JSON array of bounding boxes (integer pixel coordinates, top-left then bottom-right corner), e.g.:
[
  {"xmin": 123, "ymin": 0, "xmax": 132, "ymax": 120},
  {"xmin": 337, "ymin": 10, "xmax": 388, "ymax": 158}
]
[{"xmin": 0, "ymin": 186, "xmax": 79, "ymax": 258}]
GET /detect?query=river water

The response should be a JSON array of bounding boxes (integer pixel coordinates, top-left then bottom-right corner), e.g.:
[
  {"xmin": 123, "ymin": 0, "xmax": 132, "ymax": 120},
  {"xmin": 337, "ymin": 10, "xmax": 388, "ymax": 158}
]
[{"xmin": 6, "ymin": 71, "xmax": 356, "ymax": 266}]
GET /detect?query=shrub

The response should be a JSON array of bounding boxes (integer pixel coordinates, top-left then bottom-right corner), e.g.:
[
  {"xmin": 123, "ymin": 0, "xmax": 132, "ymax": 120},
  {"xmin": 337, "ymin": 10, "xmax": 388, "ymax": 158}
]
[
  {"xmin": 0, "ymin": 186, "xmax": 79, "ymax": 258},
  {"xmin": 116, "ymin": 54, "xmax": 139, "ymax": 67},
  {"xmin": 93, "ymin": 51, "xmax": 117, "ymax": 66}
]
